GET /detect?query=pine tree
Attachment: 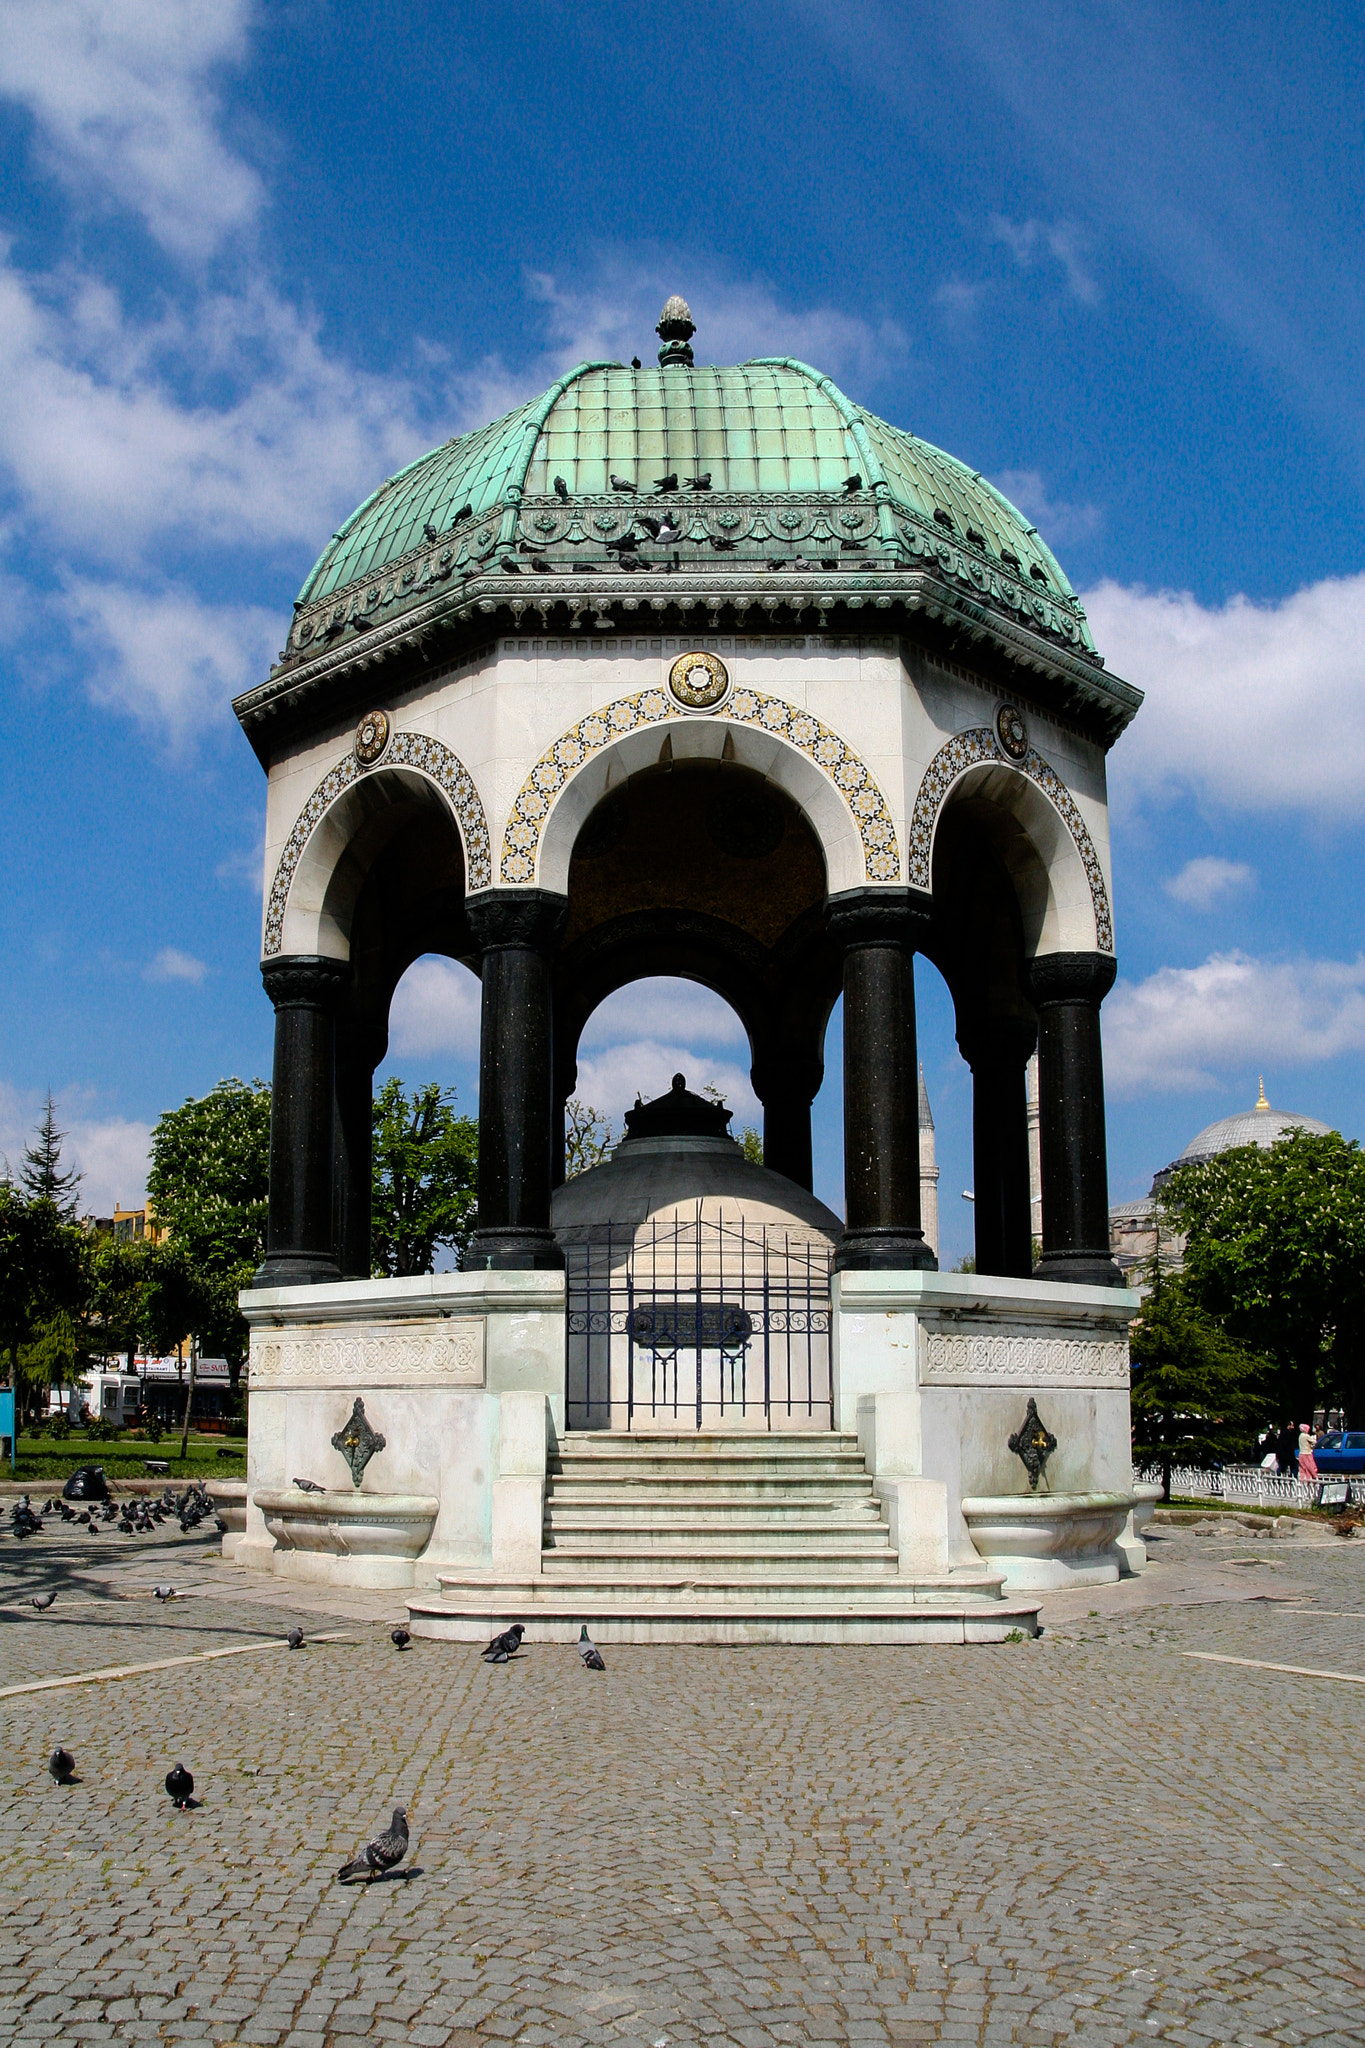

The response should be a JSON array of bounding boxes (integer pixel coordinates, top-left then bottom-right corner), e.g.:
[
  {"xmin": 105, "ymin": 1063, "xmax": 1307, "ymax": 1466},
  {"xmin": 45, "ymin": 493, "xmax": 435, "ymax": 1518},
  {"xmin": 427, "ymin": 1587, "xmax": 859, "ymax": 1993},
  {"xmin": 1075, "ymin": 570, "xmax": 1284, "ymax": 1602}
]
[{"xmin": 20, "ymin": 1093, "xmax": 83, "ymax": 1220}]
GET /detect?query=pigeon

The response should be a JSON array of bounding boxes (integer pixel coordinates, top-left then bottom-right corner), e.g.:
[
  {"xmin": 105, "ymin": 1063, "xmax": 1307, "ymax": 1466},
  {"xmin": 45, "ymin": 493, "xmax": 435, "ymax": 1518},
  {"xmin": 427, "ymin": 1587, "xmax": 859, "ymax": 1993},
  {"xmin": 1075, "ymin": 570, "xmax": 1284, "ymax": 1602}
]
[
  {"xmin": 390, "ymin": 1626, "xmax": 411, "ymax": 1651},
  {"xmin": 165, "ymin": 1763, "xmax": 194, "ymax": 1808},
  {"xmin": 653, "ymin": 472, "xmax": 678, "ymax": 494},
  {"xmin": 422, "ymin": 520, "xmax": 438, "ymax": 542},
  {"xmin": 482, "ymin": 1623, "xmax": 524, "ymax": 1663},
  {"xmin": 609, "ymin": 473, "xmax": 637, "ymax": 494},
  {"xmin": 577, "ymin": 1626, "xmax": 606, "ymax": 1670},
  {"xmin": 630, "ymin": 356, "xmax": 641, "ymax": 369},
  {"xmin": 49, "ymin": 1746, "xmax": 75, "ymax": 1785},
  {"xmin": 453, "ymin": 502, "xmax": 473, "ymax": 524},
  {"xmin": 153, "ymin": 1585, "xmax": 175, "ymax": 1601},
  {"xmin": 687, "ymin": 472, "xmax": 712, "ymax": 491},
  {"xmin": 637, "ymin": 513, "xmax": 661, "ymax": 538},
  {"xmin": 553, "ymin": 475, "xmax": 569, "ymax": 502},
  {"xmin": 337, "ymin": 1806, "xmax": 409, "ymax": 1883},
  {"xmin": 654, "ymin": 514, "xmax": 683, "ymax": 544},
  {"xmin": 531, "ymin": 555, "xmax": 553, "ymax": 573},
  {"xmin": 286, "ymin": 1626, "xmax": 304, "ymax": 1650},
  {"xmin": 29, "ymin": 1592, "xmax": 56, "ymax": 1611},
  {"xmin": 843, "ymin": 473, "xmax": 863, "ymax": 494},
  {"xmin": 292, "ymin": 1477, "xmax": 325, "ymax": 1494},
  {"xmin": 500, "ymin": 555, "xmax": 522, "ymax": 573}
]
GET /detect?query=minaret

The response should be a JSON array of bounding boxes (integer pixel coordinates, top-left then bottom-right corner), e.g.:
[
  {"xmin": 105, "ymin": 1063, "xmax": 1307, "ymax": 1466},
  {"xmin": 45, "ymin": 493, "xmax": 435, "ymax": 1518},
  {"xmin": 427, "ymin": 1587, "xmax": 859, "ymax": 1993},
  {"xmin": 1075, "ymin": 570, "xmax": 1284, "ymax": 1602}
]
[
  {"xmin": 1026, "ymin": 1050, "xmax": 1042, "ymax": 1250},
  {"xmin": 918, "ymin": 1062, "xmax": 939, "ymax": 1262}
]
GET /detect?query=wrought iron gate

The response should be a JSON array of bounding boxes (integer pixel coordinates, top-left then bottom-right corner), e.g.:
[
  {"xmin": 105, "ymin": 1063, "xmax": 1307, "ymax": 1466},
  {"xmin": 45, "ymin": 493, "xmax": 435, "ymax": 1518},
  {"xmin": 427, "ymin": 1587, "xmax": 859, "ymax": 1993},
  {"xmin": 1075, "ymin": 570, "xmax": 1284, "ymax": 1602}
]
[{"xmin": 564, "ymin": 1212, "xmax": 833, "ymax": 1430}]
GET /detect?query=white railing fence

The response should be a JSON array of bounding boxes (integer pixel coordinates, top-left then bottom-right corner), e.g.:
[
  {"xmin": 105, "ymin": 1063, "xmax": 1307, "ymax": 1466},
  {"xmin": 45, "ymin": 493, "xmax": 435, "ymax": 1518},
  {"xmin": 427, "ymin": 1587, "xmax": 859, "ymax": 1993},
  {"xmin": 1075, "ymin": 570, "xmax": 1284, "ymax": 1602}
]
[{"xmin": 1133, "ymin": 1463, "xmax": 1365, "ymax": 1509}]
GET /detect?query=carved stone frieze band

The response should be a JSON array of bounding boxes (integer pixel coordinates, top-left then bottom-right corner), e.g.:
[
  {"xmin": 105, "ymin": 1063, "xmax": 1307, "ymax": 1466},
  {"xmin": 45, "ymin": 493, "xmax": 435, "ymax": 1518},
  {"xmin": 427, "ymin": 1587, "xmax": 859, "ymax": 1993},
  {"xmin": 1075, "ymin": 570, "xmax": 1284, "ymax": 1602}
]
[
  {"xmin": 906, "ymin": 727, "xmax": 1114, "ymax": 953},
  {"xmin": 248, "ymin": 1319, "xmax": 485, "ymax": 1389},
  {"xmin": 263, "ymin": 731, "xmax": 491, "ymax": 957},
  {"xmin": 919, "ymin": 1330, "xmax": 1128, "ymax": 1387},
  {"xmin": 499, "ymin": 684, "xmax": 900, "ymax": 885}
]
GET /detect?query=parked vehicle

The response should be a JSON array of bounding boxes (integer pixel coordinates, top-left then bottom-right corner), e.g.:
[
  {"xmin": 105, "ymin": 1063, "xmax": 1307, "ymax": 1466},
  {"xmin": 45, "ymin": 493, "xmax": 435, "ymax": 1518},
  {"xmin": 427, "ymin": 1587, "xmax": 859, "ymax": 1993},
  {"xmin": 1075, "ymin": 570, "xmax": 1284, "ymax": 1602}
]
[{"xmin": 1311, "ymin": 1431, "xmax": 1365, "ymax": 1474}]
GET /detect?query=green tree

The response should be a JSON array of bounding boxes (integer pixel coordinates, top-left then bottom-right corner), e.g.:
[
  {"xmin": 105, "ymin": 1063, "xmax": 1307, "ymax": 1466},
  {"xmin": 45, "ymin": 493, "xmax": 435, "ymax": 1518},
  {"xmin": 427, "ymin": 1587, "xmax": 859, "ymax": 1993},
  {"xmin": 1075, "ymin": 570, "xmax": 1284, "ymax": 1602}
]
[
  {"xmin": 565, "ymin": 1098, "xmax": 613, "ymax": 1178},
  {"xmin": 141, "ymin": 1240, "xmax": 217, "ymax": 1455},
  {"xmin": 0, "ymin": 1187, "xmax": 89, "ymax": 1418},
  {"xmin": 88, "ymin": 1232, "xmax": 150, "ymax": 1371},
  {"xmin": 147, "ymin": 1078, "xmax": 271, "ymax": 1388},
  {"xmin": 1162, "ymin": 1129, "xmax": 1365, "ymax": 1424},
  {"xmin": 739, "ymin": 1126, "xmax": 763, "ymax": 1166},
  {"xmin": 372, "ymin": 1078, "xmax": 478, "ymax": 1275},
  {"xmin": 1129, "ymin": 1262, "xmax": 1269, "ymax": 1501},
  {"xmin": 19, "ymin": 1092, "xmax": 83, "ymax": 1220}
]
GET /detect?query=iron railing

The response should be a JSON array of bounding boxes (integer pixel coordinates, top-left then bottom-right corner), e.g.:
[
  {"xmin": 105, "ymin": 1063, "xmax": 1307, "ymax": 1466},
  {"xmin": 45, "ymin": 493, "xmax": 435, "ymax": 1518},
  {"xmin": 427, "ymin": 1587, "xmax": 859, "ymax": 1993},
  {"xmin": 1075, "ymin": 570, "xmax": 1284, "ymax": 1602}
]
[{"xmin": 564, "ymin": 1211, "xmax": 833, "ymax": 1430}]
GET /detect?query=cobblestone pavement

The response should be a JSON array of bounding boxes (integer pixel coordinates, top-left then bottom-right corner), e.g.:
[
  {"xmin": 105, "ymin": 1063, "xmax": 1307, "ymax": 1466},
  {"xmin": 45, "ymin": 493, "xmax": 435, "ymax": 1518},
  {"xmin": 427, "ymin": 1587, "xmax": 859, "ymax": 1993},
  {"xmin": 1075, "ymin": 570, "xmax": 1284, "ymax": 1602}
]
[{"xmin": 0, "ymin": 1512, "xmax": 1363, "ymax": 2046}]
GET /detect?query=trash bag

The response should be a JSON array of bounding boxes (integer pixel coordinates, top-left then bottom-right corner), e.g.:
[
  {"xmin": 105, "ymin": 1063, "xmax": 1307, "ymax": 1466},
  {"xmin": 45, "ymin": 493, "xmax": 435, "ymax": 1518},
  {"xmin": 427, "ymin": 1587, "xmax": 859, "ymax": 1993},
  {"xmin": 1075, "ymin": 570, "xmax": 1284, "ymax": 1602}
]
[{"xmin": 62, "ymin": 1465, "xmax": 109, "ymax": 1502}]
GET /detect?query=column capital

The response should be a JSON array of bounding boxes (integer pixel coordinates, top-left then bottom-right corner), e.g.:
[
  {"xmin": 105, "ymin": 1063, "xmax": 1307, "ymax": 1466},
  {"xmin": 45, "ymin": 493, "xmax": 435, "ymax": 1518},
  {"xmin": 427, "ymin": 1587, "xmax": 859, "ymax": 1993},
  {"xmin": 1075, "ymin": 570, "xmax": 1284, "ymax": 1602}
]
[
  {"xmin": 1028, "ymin": 950, "xmax": 1117, "ymax": 1007},
  {"xmin": 750, "ymin": 1053, "xmax": 824, "ymax": 1105},
  {"xmin": 827, "ymin": 886, "xmax": 934, "ymax": 950},
  {"xmin": 466, "ymin": 888, "xmax": 568, "ymax": 955},
  {"xmin": 956, "ymin": 1013, "xmax": 1038, "ymax": 1073},
  {"xmin": 261, "ymin": 955, "xmax": 350, "ymax": 1010}
]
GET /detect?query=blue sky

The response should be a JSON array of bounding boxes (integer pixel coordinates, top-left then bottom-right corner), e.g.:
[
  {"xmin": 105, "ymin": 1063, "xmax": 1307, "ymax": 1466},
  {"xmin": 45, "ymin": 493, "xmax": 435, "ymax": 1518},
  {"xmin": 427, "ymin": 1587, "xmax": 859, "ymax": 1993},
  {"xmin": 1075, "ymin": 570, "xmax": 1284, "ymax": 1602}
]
[{"xmin": 0, "ymin": 2, "xmax": 1361, "ymax": 1267}]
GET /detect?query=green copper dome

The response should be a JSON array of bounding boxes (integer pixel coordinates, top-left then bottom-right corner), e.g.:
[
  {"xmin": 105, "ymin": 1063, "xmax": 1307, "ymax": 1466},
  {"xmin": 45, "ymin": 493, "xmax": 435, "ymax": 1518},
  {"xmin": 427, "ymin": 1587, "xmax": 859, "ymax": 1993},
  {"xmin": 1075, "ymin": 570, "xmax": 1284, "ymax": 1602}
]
[{"xmin": 297, "ymin": 354, "xmax": 1088, "ymax": 640}]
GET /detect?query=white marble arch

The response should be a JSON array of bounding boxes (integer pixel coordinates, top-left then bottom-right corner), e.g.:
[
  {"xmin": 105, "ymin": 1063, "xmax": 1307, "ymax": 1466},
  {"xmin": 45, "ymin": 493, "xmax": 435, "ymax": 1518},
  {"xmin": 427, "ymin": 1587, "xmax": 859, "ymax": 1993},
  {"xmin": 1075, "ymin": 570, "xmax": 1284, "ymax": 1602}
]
[
  {"xmin": 925, "ymin": 750, "xmax": 1113, "ymax": 959},
  {"xmin": 273, "ymin": 756, "xmax": 479, "ymax": 962},
  {"xmin": 528, "ymin": 704, "xmax": 883, "ymax": 900}
]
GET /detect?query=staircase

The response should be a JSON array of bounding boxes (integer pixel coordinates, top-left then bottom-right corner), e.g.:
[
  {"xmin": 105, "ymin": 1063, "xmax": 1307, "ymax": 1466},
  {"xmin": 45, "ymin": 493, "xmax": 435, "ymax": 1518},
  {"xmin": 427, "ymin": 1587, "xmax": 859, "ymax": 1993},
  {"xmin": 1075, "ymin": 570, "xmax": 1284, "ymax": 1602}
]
[{"xmin": 409, "ymin": 1432, "xmax": 1039, "ymax": 1645}]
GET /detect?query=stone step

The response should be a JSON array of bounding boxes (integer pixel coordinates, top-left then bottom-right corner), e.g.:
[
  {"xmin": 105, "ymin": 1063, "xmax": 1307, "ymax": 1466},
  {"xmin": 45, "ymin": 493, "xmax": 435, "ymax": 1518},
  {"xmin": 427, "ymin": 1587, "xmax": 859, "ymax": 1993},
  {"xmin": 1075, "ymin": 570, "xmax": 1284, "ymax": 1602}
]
[
  {"xmin": 544, "ymin": 1496, "xmax": 885, "ymax": 1525},
  {"xmin": 544, "ymin": 1528, "xmax": 896, "ymax": 1558},
  {"xmin": 539, "ymin": 1542, "xmax": 899, "ymax": 1574},
  {"xmin": 550, "ymin": 1457, "xmax": 870, "ymax": 1486},
  {"xmin": 554, "ymin": 1431, "xmax": 865, "ymax": 1461}
]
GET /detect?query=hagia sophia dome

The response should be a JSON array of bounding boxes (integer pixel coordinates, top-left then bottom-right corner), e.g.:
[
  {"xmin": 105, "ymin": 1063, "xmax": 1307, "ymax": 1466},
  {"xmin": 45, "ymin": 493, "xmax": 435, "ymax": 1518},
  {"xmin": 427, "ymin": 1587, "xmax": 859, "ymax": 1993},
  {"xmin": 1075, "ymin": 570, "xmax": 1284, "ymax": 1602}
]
[{"xmin": 1151, "ymin": 1080, "xmax": 1335, "ymax": 1188}]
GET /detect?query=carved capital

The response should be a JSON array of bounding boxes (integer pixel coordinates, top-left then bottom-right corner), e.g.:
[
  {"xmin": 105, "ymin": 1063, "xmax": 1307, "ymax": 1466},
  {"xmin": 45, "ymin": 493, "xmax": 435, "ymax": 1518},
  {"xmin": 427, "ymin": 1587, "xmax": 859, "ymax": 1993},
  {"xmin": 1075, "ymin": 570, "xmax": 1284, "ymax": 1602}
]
[
  {"xmin": 1027, "ymin": 951, "xmax": 1117, "ymax": 1009},
  {"xmin": 826, "ymin": 886, "xmax": 934, "ymax": 952},
  {"xmin": 261, "ymin": 955, "xmax": 351, "ymax": 1011},
  {"xmin": 466, "ymin": 888, "xmax": 569, "ymax": 955}
]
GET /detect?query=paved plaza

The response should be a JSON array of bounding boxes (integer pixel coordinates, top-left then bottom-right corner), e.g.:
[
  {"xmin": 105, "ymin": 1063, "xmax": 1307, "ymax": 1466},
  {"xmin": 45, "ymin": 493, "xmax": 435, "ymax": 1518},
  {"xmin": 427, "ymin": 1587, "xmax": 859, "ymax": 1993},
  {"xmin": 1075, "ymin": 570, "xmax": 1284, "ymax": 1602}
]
[{"xmin": 0, "ymin": 1509, "xmax": 1363, "ymax": 2047}]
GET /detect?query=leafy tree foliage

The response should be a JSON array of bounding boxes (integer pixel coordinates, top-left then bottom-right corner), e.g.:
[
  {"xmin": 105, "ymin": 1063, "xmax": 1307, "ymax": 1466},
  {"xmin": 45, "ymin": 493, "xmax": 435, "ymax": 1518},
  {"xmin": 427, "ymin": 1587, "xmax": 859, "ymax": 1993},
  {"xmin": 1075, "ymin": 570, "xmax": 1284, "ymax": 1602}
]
[
  {"xmin": 18, "ymin": 1092, "xmax": 83, "ymax": 1219},
  {"xmin": 371, "ymin": 1078, "xmax": 478, "ymax": 1276},
  {"xmin": 1129, "ymin": 1262, "xmax": 1268, "ymax": 1500},
  {"xmin": 739, "ymin": 1125, "xmax": 763, "ymax": 1166},
  {"xmin": 147, "ymin": 1078, "xmax": 270, "ymax": 1386},
  {"xmin": 0, "ymin": 1186, "xmax": 89, "ymax": 1415},
  {"xmin": 1162, "ymin": 1130, "xmax": 1365, "ymax": 1423},
  {"xmin": 565, "ymin": 1098, "xmax": 613, "ymax": 1178}
]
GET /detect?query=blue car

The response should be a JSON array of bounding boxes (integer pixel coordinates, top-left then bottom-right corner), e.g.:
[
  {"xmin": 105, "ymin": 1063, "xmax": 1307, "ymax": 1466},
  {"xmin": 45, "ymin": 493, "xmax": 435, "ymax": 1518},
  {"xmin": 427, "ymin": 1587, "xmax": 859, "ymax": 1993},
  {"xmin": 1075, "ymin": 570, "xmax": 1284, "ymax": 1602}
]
[{"xmin": 1312, "ymin": 1431, "xmax": 1365, "ymax": 1474}]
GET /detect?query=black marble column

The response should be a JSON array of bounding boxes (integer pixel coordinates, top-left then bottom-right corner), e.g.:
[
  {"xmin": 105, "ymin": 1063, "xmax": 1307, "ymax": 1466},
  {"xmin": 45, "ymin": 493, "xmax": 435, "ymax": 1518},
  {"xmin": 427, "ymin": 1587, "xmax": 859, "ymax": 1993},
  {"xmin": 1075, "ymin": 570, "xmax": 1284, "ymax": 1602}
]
[
  {"xmin": 959, "ymin": 1018, "xmax": 1036, "ymax": 1280},
  {"xmin": 257, "ymin": 957, "xmax": 349, "ymax": 1288},
  {"xmin": 467, "ymin": 891, "xmax": 568, "ymax": 1270},
  {"xmin": 1028, "ymin": 952, "xmax": 1123, "ymax": 1287},
  {"xmin": 333, "ymin": 1015, "xmax": 384, "ymax": 1280},
  {"xmin": 751, "ymin": 1053, "xmax": 822, "ymax": 1191},
  {"xmin": 829, "ymin": 890, "xmax": 937, "ymax": 1273}
]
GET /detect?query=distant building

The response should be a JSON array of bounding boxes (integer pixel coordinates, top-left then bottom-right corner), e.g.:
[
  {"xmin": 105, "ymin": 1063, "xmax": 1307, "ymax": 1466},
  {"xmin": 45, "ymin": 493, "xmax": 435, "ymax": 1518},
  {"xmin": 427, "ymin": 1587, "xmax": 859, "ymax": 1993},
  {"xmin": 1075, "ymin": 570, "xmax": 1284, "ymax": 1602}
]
[
  {"xmin": 1108, "ymin": 1081, "xmax": 1336, "ymax": 1286},
  {"xmin": 111, "ymin": 1201, "xmax": 165, "ymax": 1244}
]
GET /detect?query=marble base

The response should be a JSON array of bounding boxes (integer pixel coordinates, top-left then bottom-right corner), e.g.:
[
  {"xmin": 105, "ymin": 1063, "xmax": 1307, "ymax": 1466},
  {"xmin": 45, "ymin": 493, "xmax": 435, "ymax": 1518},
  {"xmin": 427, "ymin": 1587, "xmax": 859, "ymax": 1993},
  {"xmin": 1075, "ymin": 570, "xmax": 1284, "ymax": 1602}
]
[
  {"xmin": 1117, "ymin": 1480, "xmax": 1165, "ymax": 1575},
  {"xmin": 959, "ymin": 1491, "xmax": 1135, "ymax": 1591},
  {"xmin": 254, "ymin": 1488, "xmax": 439, "ymax": 1590}
]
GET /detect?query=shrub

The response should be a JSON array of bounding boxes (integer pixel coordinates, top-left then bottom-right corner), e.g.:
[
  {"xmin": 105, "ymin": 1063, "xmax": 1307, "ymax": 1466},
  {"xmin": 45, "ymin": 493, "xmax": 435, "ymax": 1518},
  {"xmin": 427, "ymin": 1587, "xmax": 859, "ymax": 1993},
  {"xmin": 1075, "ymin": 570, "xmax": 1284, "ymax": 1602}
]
[
  {"xmin": 85, "ymin": 1417, "xmax": 116, "ymax": 1442},
  {"xmin": 45, "ymin": 1413, "xmax": 71, "ymax": 1440},
  {"xmin": 226, "ymin": 1418, "xmax": 247, "ymax": 1438}
]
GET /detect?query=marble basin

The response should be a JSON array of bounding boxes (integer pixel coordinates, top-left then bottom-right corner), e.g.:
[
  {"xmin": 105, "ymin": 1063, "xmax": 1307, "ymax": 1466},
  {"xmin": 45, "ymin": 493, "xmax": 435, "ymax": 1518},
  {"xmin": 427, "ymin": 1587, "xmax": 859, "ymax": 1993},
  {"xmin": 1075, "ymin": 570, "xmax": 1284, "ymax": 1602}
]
[
  {"xmin": 206, "ymin": 1478, "xmax": 248, "ymax": 1562},
  {"xmin": 254, "ymin": 1489, "xmax": 439, "ymax": 1589},
  {"xmin": 1131, "ymin": 1481, "xmax": 1163, "ymax": 1537},
  {"xmin": 960, "ymin": 1491, "xmax": 1135, "ymax": 1592}
]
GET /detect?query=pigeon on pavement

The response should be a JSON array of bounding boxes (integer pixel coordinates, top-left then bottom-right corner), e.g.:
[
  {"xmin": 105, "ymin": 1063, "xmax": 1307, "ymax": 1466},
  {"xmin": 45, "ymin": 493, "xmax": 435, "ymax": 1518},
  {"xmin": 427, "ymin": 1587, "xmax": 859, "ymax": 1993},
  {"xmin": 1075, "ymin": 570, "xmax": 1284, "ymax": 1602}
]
[
  {"xmin": 165, "ymin": 1764, "xmax": 194, "ymax": 1808},
  {"xmin": 577, "ymin": 1625, "xmax": 606, "ymax": 1671},
  {"xmin": 286, "ymin": 1626, "xmax": 304, "ymax": 1650},
  {"xmin": 482, "ymin": 1623, "xmax": 524, "ymax": 1662},
  {"xmin": 337, "ymin": 1806, "xmax": 409, "ymax": 1883},
  {"xmin": 48, "ymin": 1747, "xmax": 75, "ymax": 1785},
  {"xmin": 153, "ymin": 1585, "xmax": 175, "ymax": 1601},
  {"xmin": 390, "ymin": 1626, "xmax": 411, "ymax": 1651},
  {"xmin": 29, "ymin": 1592, "xmax": 56, "ymax": 1611}
]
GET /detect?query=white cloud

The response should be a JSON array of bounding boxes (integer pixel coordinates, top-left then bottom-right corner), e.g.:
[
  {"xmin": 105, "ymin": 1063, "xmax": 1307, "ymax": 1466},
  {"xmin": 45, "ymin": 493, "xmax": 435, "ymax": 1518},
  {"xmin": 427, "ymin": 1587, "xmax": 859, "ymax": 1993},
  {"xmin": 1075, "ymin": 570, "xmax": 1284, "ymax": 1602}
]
[
  {"xmin": 1091, "ymin": 574, "xmax": 1365, "ymax": 819},
  {"xmin": 991, "ymin": 467, "xmax": 1102, "ymax": 548},
  {"xmin": 1163, "ymin": 857, "xmax": 1255, "ymax": 910},
  {"xmin": 145, "ymin": 947, "xmax": 207, "ymax": 985},
  {"xmin": 989, "ymin": 216, "xmax": 1099, "ymax": 304},
  {"xmin": 575, "ymin": 1042, "xmax": 759, "ymax": 1133},
  {"xmin": 0, "ymin": 0, "xmax": 262, "ymax": 258},
  {"xmin": 57, "ymin": 576, "xmax": 279, "ymax": 739},
  {"xmin": 1104, "ymin": 951, "xmax": 1365, "ymax": 1095},
  {"xmin": 580, "ymin": 979, "xmax": 748, "ymax": 1053},
  {"xmin": 386, "ymin": 956, "xmax": 481, "ymax": 1061},
  {"xmin": 0, "ymin": 1079, "xmax": 149, "ymax": 1214}
]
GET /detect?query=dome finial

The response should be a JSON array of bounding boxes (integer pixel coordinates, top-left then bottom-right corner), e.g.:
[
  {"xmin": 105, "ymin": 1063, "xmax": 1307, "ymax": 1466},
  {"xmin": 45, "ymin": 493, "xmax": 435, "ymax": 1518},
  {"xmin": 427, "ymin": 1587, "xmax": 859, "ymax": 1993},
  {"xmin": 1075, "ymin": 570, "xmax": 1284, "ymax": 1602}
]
[
  {"xmin": 1256, "ymin": 1076, "xmax": 1270, "ymax": 1110},
  {"xmin": 656, "ymin": 294, "xmax": 695, "ymax": 369}
]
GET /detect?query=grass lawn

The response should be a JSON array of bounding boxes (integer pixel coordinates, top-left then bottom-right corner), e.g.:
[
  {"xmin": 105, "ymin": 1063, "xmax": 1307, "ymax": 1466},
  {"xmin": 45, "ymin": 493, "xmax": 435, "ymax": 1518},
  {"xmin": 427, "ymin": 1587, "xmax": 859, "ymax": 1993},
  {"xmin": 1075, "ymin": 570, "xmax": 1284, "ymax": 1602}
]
[{"xmin": 9, "ymin": 1433, "xmax": 246, "ymax": 1482}]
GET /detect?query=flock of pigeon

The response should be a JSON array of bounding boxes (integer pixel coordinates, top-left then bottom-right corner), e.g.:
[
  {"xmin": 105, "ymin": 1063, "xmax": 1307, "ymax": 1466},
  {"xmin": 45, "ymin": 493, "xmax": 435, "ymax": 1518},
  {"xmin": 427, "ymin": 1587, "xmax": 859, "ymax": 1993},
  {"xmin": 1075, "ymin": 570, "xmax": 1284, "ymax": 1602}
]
[
  {"xmin": 36, "ymin": 1603, "xmax": 603, "ymax": 1885},
  {"xmin": 9, "ymin": 1484, "xmax": 222, "ymax": 1540}
]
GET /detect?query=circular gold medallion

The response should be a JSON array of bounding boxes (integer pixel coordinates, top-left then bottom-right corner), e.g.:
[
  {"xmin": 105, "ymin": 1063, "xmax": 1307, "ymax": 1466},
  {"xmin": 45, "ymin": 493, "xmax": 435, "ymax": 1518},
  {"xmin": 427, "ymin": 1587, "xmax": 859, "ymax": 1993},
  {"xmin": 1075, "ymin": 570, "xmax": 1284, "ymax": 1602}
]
[
  {"xmin": 355, "ymin": 708, "xmax": 391, "ymax": 764},
  {"xmin": 996, "ymin": 703, "xmax": 1028, "ymax": 761},
  {"xmin": 668, "ymin": 650, "xmax": 729, "ymax": 710}
]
